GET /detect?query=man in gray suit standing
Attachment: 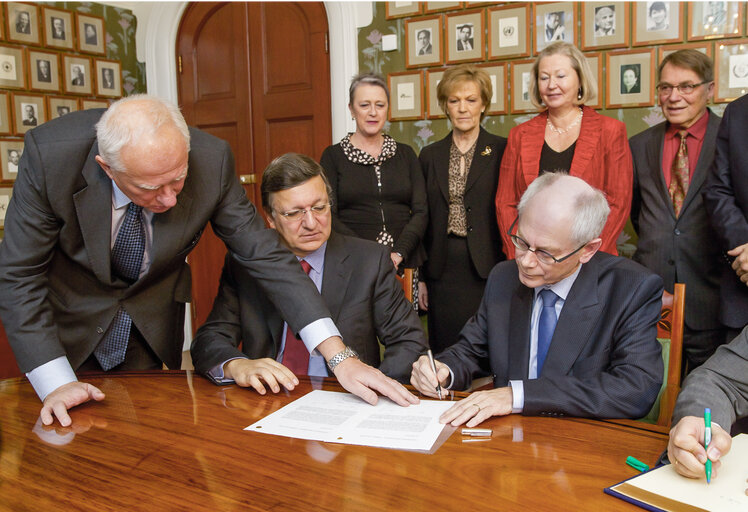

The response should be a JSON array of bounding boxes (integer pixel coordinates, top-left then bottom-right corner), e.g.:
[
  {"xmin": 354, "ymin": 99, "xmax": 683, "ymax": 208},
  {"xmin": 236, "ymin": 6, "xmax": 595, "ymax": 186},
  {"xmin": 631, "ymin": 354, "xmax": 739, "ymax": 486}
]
[
  {"xmin": 630, "ymin": 49, "xmax": 724, "ymax": 373},
  {"xmin": 668, "ymin": 327, "xmax": 748, "ymax": 480},
  {"xmin": 0, "ymin": 96, "xmax": 417, "ymax": 428},
  {"xmin": 191, "ymin": 153, "xmax": 427, "ymax": 389}
]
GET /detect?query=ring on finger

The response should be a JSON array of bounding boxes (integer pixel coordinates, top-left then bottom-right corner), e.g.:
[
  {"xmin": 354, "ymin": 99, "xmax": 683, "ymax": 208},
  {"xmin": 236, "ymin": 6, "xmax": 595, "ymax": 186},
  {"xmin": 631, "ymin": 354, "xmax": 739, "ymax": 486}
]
[{"xmin": 473, "ymin": 403, "xmax": 481, "ymax": 412}]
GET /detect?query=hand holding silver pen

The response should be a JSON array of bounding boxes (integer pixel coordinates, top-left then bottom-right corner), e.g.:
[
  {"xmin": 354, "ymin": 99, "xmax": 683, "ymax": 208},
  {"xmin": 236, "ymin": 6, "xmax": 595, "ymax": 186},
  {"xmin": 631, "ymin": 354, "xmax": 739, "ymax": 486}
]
[{"xmin": 427, "ymin": 350, "xmax": 442, "ymax": 399}]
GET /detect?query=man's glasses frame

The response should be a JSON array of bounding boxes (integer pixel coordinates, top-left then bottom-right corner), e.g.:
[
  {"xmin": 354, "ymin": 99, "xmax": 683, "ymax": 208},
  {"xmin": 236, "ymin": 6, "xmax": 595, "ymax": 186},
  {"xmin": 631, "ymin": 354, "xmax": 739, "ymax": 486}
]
[
  {"xmin": 507, "ymin": 217, "xmax": 587, "ymax": 265},
  {"xmin": 276, "ymin": 202, "xmax": 332, "ymax": 222},
  {"xmin": 655, "ymin": 81, "xmax": 711, "ymax": 96}
]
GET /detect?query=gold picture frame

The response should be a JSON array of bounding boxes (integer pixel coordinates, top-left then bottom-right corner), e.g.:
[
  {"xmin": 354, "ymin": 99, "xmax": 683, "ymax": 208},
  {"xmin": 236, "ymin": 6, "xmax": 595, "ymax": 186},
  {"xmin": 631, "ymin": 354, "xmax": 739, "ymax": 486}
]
[
  {"xmin": 510, "ymin": 59, "xmax": 536, "ymax": 114},
  {"xmin": 47, "ymin": 95, "xmax": 78, "ymax": 119},
  {"xmin": 406, "ymin": 16, "xmax": 444, "ymax": 68},
  {"xmin": 0, "ymin": 92, "xmax": 12, "ymax": 135},
  {"xmin": 75, "ymin": 13, "xmax": 105, "ymax": 55},
  {"xmin": 62, "ymin": 54, "xmax": 92, "ymax": 95},
  {"xmin": 581, "ymin": 2, "xmax": 630, "ymax": 50},
  {"xmin": 584, "ymin": 52, "xmax": 603, "ymax": 109},
  {"xmin": 478, "ymin": 62, "xmax": 507, "ymax": 115},
  {"xmin": 95, "ymin": 59, "xmax": 122, "ymax": 98},
  {"xmin": 714, "ymin": 39, "xmax": 748, "ymax": 103},
  {"xmin": 605, "ymin": 48, "xmax": 655, "ymax": 108},
  {"xmin": 533, "ymin": 2, "xmax": 577, "ymax": 55},
  {"xmin": 426, "ymin": 68, "xmax": 446, "ymax": 119},
  {"xmin": 632, "ymin": 1, "xmax": 683, "ymax": 46},
  {"xmin": 488, "ymin": 4, "xmax": 530, "ymax": 60},
  {"xmin": 388, "ymin": 71, "xmax": 423, "ymax": 121},
  {"xmin": 5, "ymin": 2, "xmax": 40, "ymax": 46},
  {"xmin": 446, "ymin": 10, "xmax": 485, "ymax": 64},
  {"xmin": 12, "ymin": 92, "xmax": 46, "ymax": 135},
  {"xmin": 42, "ymin": 7, "xmax": 74, "ymax": 51},
  {"xmin": 688, "ymin": 2, "xmax": 743, "ymax": 41},
  {"xmin": 28, "ymin": 50, "xmax": 60, "ymax": 92},
  {"xmin": 0, "ymin": 138, "xmax": 24, "ymax": 183},
  {"xmin": 0, "ymin": 44, "xmax": 26, "ymax": 89},
  {"xmin": 385, "ymin": 2, "xmax": 421, "ymax": 19}
]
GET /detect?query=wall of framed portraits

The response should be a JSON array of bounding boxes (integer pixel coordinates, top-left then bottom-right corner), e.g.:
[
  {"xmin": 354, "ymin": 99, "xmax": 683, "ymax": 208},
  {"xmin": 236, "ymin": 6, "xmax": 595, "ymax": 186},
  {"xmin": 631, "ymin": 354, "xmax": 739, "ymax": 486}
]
[
  {"xmin": 0, "ymin": 1, "xmax": 145, "ymax": 239},
  {"xmin": 363, "ymin": 1, "xmax": 748, "ymax": 255}
]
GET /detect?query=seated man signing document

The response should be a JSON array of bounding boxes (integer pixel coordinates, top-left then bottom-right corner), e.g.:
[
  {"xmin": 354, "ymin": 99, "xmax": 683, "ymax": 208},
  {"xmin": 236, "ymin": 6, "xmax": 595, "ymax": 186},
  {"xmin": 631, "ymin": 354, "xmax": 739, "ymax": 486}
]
[
  {"xmin": 411, "ymin": 173, "xmax": 664, "ymax": 426},
  {"xmin": 191, "ymin": 153, "xmax": 428, "ymax": 390}
]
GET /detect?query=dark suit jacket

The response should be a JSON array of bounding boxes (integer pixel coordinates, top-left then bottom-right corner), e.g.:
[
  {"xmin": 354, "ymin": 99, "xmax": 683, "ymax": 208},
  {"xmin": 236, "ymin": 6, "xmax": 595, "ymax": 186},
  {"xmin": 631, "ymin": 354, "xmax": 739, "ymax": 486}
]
[
  {"xmin": 0, "ymin": 109, "xmax": 332, "ymax": 373},
  {"xmin": 673, "ymin": 326, "xmax": 748, "ymax": 429},
  {"xmin": 191, "ymin": 232, "xmax": 428, "ymax": 383},
  {"xmin": 496, "ymin": 106, "xmax": 633, "ymax": 257},
  {"xmin": 630, "ymin": 111, "xmax": 722, "ymax": 331},
  {"xmin": 419, "ymin": 128, "xmax": 507, "ymax": 280},
  {"xmin": 438, "ymin": 252, "xmax": 664, "ymax": 418},
  {"xmin": 703, "ymin": 94, "xmax": 748, "ymax": 328}
]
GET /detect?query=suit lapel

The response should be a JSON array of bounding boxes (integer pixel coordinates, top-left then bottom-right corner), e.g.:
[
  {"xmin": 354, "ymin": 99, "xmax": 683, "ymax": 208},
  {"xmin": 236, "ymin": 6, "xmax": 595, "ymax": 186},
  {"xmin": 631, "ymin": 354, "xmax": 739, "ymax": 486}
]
[
  {"xmin": 569, "ymin": 107, "xmax": 600, "ymax": 175},
  {"xmin": 434, "ymin": 134, "xmax": 452, "ymax": 204},
  {"xmin": 465, "ymin": 128, "xmax": 495, "ymax": 192},
  {"xmin": 520, "ymin": 113, "xmax": 546, "ymax": 185},
  {"xmin": 320, "ymin": 233, "xmax": 351, "ymax": 321},
  {"xmin": 542, "ymin": 259, "xmax": 602, "ymax": 375},
  {"xmin": 73, "ymin": 144, "xmax": 114, "ymax": 284},
  {"xmin": 508, "ymin": 284, "xmax": 534, "ymax": 380},
  {"xmin": 645, "ymin": 123, "xmax": 674, "ymax": 217},
  {"xmin": 148, "ymin": 182, "xmax": 194, "ymax": 279},
  {"xmin": 680, "ymin": 110, "xmax": 719, "ymax": 214}
]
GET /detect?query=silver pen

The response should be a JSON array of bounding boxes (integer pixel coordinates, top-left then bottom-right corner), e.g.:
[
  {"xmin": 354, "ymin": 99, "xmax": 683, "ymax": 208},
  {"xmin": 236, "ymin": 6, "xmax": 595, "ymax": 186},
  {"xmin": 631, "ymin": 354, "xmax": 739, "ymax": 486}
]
[{"xmin": 427, "ymin": 349, "xmax": 442, "ymax": 399}]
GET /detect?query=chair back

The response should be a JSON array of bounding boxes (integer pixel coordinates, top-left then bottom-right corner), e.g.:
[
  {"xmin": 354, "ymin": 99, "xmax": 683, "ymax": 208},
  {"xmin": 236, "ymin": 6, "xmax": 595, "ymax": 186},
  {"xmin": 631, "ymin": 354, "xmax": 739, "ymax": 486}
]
[
  {"xmin": 395, "ymin": 268, "xmax": 414, "ymax": 303},
  {"xmin": 653, "ymin": 283, "xmax": 685, "ymax": 427}
]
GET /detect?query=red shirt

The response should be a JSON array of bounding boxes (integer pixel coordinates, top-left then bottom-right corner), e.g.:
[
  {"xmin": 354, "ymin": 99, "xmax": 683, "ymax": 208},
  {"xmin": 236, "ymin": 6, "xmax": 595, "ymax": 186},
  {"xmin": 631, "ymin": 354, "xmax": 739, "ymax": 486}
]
[{"xmin": 662, "ymin": 110, "xmax": 710, "ymax": 187}]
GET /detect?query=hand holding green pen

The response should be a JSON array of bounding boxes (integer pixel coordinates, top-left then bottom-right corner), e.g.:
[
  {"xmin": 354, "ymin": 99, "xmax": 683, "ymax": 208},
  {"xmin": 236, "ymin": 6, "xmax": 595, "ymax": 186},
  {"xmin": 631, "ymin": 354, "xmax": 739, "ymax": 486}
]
[{"xmin": 704, "ymin": 408, "xmax": 712, "ymax": 484}]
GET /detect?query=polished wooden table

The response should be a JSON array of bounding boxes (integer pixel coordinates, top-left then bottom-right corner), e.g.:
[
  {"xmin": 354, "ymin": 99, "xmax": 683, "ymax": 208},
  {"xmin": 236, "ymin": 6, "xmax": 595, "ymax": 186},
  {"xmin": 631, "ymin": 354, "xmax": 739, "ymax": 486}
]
[{"xmin": 0, "ymin": 371, "xmax": 667, "ymax": 511}]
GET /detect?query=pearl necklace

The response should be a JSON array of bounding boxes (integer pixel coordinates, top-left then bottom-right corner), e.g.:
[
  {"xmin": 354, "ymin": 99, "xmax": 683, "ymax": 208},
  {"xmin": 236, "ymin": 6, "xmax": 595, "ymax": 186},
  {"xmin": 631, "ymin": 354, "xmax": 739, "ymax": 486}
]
[{"xmin": 546, "ymin": 108, "xmax": 583, "ymax": 134}]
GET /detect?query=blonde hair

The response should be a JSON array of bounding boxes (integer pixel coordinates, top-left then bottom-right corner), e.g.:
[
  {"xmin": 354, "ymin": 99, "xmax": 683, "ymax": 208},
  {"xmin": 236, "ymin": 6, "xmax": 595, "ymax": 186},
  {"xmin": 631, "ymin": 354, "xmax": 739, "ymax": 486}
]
[
  {"xmin": 436, "ymin": 64, "xmax": 492, "ymax": 119},
  {"xmin": 529, "ymin": 42, "xmax": 597, "ymax": 109}
]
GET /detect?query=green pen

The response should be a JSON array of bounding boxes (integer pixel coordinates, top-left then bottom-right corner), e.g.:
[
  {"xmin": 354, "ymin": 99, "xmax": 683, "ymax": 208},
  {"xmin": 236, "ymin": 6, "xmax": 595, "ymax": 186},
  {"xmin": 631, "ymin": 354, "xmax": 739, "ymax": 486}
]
[
  {"xmin": 704, "ymin": 408, "xmax": 712, "ymax": 484},
  {"xmin": 626, "ymin": 456, "xmax": 649, "ymax": 472}
]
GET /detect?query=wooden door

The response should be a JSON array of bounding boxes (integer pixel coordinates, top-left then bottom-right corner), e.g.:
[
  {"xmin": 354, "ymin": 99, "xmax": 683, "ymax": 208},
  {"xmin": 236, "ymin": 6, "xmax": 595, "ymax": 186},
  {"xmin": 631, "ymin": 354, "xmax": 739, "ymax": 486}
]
[{"xmin": 177, "ymin": 2, "xmax": 331, "ymax": 331}]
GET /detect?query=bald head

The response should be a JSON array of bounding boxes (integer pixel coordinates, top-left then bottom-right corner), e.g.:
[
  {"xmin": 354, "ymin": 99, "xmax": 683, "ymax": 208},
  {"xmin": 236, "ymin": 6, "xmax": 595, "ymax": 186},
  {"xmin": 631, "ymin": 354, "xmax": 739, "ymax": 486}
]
[
  {"xmin": 96, "ymin": 95, "xmax": 190, "ymax": 173},
  {"xmin": 518, "ymin": 173, "xmax": 610, "ymax": 246}
]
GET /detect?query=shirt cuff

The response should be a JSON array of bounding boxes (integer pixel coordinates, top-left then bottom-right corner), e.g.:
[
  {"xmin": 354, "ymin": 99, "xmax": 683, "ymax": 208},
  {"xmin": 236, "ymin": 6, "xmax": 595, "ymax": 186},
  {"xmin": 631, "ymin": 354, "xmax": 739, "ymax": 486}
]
[
  {"xmin": 444, "ymin": 366, "xmax": 455, "ymax": 390},
  {"xmin": 509, "ymin": 380, "xmax": 524, "ymax": 413},
  {"xmin": 26, "ymin": 356, "xmax": 78, "ymax": 402},
  {"xmin": 207, "ymin": 357, "xmax": 248, "ymax": 384},
  {"xmin": 299, "ymin": 318, "xmax": 341, "ymax": 354}
]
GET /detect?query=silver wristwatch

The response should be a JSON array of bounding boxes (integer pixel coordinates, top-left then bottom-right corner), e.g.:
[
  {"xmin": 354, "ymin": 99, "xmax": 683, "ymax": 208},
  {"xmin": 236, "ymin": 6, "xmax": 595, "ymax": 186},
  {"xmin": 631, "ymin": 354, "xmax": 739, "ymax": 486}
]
[{"xmin": 327, "ymin": 346, "xmax": 359, "ymax": 372}]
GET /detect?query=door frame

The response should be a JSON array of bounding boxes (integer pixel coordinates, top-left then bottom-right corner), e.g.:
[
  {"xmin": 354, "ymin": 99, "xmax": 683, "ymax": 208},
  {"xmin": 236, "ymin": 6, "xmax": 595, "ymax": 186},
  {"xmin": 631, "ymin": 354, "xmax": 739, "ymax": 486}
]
[{"xmin": 139, "ymin": 1, "xmax": 370, "ymax": 141}]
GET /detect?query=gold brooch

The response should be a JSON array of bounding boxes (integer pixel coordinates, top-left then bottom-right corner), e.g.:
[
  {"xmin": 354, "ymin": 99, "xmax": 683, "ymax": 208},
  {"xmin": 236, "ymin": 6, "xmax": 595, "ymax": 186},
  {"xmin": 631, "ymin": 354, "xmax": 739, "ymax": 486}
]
[{"xmin": 481, "ymin": 146, "xmax": 492, "ymax": 156}]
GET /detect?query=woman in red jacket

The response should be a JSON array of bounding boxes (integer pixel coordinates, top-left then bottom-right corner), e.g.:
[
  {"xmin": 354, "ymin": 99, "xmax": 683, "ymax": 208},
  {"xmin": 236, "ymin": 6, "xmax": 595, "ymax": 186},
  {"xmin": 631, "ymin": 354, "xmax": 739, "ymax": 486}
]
[{"xmin": 496, "ymin": 42, "xmax": 632, "ymax": 257}]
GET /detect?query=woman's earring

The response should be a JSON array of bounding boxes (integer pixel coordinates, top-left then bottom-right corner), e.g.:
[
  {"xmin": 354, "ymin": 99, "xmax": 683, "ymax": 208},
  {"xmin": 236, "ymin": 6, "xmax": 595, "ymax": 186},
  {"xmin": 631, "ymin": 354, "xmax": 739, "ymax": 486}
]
[{"xmin": 577, "ymin": 88, "xmax": 583, "ymax": 100}]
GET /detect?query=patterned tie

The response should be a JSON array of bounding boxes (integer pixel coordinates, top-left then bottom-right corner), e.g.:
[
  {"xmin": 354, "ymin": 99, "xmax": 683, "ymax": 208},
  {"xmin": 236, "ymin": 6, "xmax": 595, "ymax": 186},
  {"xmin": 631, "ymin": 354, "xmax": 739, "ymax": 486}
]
[
  {"xmin": 536, "ymin": 289, "xmax": 559, "ymax": 377},
  {"xmin": 282, "ymin": 260, "xmax": 312, "ymax": 375},
  {"xmin": 94, "ymin": 202, "xmax": 145, "ymax": 370},
  {"xmin": 669, "ymin": 130, "xmax": 689, "ymax": 217}
]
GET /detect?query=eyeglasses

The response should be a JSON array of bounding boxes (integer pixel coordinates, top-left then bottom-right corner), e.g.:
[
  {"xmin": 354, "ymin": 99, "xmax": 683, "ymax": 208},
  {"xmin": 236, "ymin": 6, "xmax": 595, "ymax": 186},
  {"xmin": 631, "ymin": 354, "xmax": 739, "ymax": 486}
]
[
  {"xmin": 656, "ymin": 81, "xmax": 711, "ymax": 96},
  {"xmin": 276, "ymin": 203, "xmax": 331, "ymax": 222},
  {"xmin": 507, "ymin": 217, "xmax": 587, "ymax": 265}
]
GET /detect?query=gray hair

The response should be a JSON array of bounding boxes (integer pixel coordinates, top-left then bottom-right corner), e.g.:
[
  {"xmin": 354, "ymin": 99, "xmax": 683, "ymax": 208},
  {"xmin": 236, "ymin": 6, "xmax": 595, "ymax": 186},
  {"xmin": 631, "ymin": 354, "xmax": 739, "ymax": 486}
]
[
  {"xmin": 348, "ymin": 72, "xmax": 390, "ymax": 105},
  {"xmin": 517, "ymin": 173, "xmax": 610, "ymax": 245},
  {"xmin": 95, "ymin": 94, "xmax": 190, "ymax": 172}
]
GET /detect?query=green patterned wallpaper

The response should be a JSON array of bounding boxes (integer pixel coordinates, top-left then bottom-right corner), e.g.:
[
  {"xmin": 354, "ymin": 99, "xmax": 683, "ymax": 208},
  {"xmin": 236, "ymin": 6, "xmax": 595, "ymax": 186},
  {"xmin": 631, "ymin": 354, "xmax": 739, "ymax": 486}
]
[{"xmin": 357, "ymin": 2, "xmax": 735, "ymax": 255}]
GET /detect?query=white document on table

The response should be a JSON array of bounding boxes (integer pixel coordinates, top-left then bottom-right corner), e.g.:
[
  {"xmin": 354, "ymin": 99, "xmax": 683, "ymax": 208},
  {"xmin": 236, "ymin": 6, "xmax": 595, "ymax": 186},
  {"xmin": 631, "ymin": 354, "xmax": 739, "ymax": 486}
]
[
  {"xmin": 610, "ymin": 433, "xmax": 748, "ymax": 512},
  {"xmin": 245, "ymin": 390, "xmax": 455, "ymax": 451}
]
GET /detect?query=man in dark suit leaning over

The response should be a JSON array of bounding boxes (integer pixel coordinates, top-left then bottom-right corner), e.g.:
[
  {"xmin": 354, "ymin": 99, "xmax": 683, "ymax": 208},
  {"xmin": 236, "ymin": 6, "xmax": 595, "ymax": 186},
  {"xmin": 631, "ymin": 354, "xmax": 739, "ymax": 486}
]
[
  {"xmin": 630, "ymin": 49, "xmax": 724, "ymax": 374},
  {"xmin": 412, "ymin": 173, "xmax": 664, "ymax": 426},
  {"xmin": 704, "ymin": 93, "xmax": 748, "ymax": 338},
  {"xmin": 0, "ymin": 96, "xmax": 417, "ymax": 428},
  {"xmin": 192, "ymin": 153, "xmax": 427, "ymax": 390}
]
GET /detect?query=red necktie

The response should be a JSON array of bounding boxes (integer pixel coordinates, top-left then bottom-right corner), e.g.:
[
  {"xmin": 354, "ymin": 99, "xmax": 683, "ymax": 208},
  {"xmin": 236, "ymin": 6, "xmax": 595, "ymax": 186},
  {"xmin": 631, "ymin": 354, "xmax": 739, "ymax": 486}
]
[
  {"xmin": 282, "ymin": 259, "xmax": 312, "ymax": 375},
  {"xmin": 669, "ymin": 130, "xmax": 689, "ymax": 217}
]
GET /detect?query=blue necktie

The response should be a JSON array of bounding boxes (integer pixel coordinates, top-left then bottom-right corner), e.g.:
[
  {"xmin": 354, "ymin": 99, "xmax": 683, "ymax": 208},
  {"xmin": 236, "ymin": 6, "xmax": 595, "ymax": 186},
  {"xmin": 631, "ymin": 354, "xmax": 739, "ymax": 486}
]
[
  {"xmin": 95, "ymin": 202, "xmax": 145, "ymax": 370},
  {"xmin": 536, "ymin": 289, "xmax": 559, "ymax": 377}
]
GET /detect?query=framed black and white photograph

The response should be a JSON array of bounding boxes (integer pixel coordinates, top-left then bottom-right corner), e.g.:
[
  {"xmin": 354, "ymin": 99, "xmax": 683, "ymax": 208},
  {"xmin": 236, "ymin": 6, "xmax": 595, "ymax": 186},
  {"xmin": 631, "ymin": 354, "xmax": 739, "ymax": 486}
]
[
  {"xmin": 81, "ymin": 99, "xmax": 109, "ymax": 110},
  {"xmin": 0, "ymin": 44, "xmax": 26, "ymax": 89},
  {"xmin": 510, "ymin": 59, "xmax": 535, "ymax": 114},
  {"xmin": 478, "ymin": 62, "xmax": 507, "ymax": 115},
  {"xmin": 62, "ymin": 55, "xmax": 92, "ymax": 95},
  {"xmin": 385, "ymin": 2, "xmax": 421, "ymax": 19},
  {"xmin": 29, "ymin": 50, "xmax": 60, "ymax": 92},
  {"xmin": 405, "ymin": 16, "xmax": 443, "ymax": 68},
  {"xmin": 446, "ymin": 10, "xmax": 484, "ymax": 64},
  {"xmin": 0, "ymin": 139, "xmax": 22, "ymax": 184},
  {"xmin": 0, "ymin": 186, "xmax": 12, "ymax": 228},
  {"xmin": 424, "ymin": 2, "xmax": 462, "ymax": 14},
  {"xmin": 75, "ymin": 13, "xmax": 105, "ymax": 55},
  {"xmin": 584, "ymin": 52, "xmax": 602, "ymax": 109},
  {"xmin": 5, "ymin": 2, "xmax": 40, "ymax": 46},
  {"xmin": 488, "ymin": 4, "xmax": 530, "ymax": 60},
  {"xmin": 0, "ymin": 93, "xmax": 11, "ymax": 136},
  {"xmin": 42, "ymin": 7, "xmax": 73, "ymax": 50},
  {"xmin": 534, "ymin": 2, "xmax": 576, "ymax": 55},
  {"xmin": 47, "ymin": 95, "xmax": 78, "ymax": 120},
  {"xmin": 388, "ymin": 71, "xmax": 423, "ymax": 121},
  {"xmin": 715, "ymin": 39, "xmax": 748, "ymax": 102},
  {"xmin": 606, "ymin": 49, "xmax": 655, "ymax": 108},
  {"xmin": 581, "ymin": 2, "xmax": 630, "ymax": 50},
  {"xmin": 633, "ymin": 2, "xmax": 683, "ymax": 46},
  {"xmin": 658, "ymin": 43, "xmax": 712, "ymax": 64},
  {"xmin": 426, "ymin": 68, "xmax": 446, "ymax": 119},
  {"xmin": 688, "ymin": 2, "xmax": 743, "ymax": 41},
  {"xmin": 12, "ymin": 93, "xmax": 45, "ymax": 135},
  {"xmin": 95, "ymin": 59, "xmax": 121, "ymax": 97}
]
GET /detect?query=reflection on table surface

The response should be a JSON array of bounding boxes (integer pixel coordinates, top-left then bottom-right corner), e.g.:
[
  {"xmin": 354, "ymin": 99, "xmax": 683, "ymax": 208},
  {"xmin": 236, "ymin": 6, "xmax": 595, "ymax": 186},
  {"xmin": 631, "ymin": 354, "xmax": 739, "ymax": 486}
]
[{"xmin": 0, "ymin": 371, "xmax": 667, "ymax": 511}]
